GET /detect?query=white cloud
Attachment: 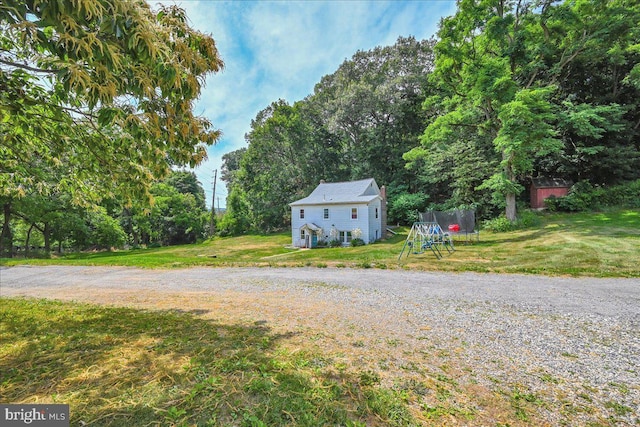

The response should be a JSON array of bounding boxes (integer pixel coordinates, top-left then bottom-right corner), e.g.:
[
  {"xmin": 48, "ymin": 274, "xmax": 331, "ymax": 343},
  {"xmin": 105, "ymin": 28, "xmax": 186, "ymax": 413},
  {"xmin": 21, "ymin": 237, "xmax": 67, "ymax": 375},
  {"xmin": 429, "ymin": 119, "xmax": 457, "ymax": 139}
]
[{"xmin": 155, "ymin": 0, "xmax": 457, "ymax": 207}]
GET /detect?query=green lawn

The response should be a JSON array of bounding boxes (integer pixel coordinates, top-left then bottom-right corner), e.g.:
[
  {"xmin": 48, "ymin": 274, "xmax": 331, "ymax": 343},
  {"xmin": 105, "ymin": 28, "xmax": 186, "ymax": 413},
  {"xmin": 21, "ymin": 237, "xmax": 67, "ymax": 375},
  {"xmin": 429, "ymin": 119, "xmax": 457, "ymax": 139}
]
[
  {"xmin": 2, "ymin": 210, "xmax": 638, "ymax": 426},
  {"xmin": 2, "ymin": 209, "xmax": 639, "ymax": 277},
  {"xmin": 0, "ymin": 298, "xmax": 416, "ymax": 427}
]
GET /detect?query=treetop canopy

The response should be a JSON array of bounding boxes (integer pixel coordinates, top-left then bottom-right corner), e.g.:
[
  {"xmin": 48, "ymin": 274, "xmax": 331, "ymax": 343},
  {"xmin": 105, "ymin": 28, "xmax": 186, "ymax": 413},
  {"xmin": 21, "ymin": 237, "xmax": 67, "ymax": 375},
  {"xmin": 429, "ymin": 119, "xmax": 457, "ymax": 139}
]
[{"xmin": 0, "ymin": 0, "xmax": 224, "ymax": 206}]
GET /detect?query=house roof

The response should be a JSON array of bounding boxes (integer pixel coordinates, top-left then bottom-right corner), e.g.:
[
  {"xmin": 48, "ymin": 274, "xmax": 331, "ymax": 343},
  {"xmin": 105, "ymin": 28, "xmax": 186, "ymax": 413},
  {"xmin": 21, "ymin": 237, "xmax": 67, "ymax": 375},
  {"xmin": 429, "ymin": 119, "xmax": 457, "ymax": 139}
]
[
  {"xmin": 300, "ymin": 223, "xmax": 322, "ymax": 232},
  {"xmin": 290, "ymin": 178, "xmax": 380, "ymax": 206},
  {"xmin": 531, "ymin": 177, "xmax": 572, "ymax": 188}
]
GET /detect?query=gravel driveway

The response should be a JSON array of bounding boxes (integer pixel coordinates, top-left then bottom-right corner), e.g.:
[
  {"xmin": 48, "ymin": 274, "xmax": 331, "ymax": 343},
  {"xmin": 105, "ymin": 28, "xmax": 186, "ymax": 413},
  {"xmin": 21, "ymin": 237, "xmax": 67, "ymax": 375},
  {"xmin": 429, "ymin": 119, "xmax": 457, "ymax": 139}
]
[{"xmin": 2, "ymin": 265, "xmax": 639, "ymax": 425}]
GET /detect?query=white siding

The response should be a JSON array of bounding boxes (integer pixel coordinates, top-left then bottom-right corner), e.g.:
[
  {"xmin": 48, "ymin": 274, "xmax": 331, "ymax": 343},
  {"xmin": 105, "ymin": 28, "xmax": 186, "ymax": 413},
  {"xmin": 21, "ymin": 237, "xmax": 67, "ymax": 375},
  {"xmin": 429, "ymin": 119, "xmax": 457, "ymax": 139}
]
[
  {"xmin": 290, "ymin": 207, "xmax": 306, "ymax": 247},
  {"xmin": 291, "ymin": 201, "xmax": 382, "ymax": 247},
  {"xmin": 327, "ymin": 204, "xmax": 368, "ymax": 243},
  {"xmin": 367, "ymin": 198, "xmax": 382, "ymax": 242}
]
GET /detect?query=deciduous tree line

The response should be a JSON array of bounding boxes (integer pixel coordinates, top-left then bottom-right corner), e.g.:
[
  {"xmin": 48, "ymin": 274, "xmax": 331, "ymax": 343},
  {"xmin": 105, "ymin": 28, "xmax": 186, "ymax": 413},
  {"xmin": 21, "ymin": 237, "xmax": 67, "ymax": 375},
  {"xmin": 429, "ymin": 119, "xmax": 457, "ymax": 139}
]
[
  {"xmin": 221, "ymin": 0, "xmax": 639, "ymax": 233},
  {"xmin": 5, "ymin": 170, "xmax": 209, "ymax": 255}
]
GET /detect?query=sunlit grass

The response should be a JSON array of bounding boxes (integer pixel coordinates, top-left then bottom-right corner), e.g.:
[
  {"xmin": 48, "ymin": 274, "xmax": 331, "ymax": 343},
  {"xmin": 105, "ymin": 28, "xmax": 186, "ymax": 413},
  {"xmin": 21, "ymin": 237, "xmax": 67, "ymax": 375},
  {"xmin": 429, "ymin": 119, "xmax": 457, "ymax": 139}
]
[
  {"xmin": 0, "ymin": 298, "xmax": 417, "ymax": 427},
  {"xmin": 2, "ymin": 210, "xmax": 639, "ymax": 276}
]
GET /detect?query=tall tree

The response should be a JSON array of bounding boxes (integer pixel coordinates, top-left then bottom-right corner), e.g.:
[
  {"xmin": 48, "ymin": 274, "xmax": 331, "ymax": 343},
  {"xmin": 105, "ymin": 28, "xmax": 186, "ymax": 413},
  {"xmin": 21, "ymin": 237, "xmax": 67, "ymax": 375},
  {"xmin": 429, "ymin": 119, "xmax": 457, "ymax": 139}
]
[
  {"xmin": 220, "ymin": 148, "xmax": 247, "ymax": 189},
  {"xmin": 538, "ymin": 0, "xmax": 640, "ymax": 184},
  {"xmin": 165, "ymin": 171, "xmax": 207, "ymax": 211},
  {"xmin": 406, "ymin": 0, "xmax": 640, "ymax": 221},
  {"xmin": 239, "ymin": 100, "xmax": 322, "ymax": 231},
  {"xmin": 0, "ymin": 0, "xmax": 223, "ymax": 254},
  {"xmin": 225, "ymin": 37, "xmax": 436, "ymax": 233},
  {"xmin": 479, "ymin": 87, "xmax": 561, "ymax": 219},
  {"xmin": 309, "ymin": 36, "xmax": 435, "ymax": 190}
]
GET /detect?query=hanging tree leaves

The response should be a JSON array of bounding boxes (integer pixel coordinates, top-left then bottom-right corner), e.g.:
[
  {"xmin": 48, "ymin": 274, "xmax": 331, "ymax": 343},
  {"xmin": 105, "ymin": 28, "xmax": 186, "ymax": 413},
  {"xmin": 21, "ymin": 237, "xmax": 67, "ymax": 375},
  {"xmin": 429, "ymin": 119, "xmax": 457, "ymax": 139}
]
[{"xmin": 0, "ymin": 0, "xmax": 224, "ymax": 206}]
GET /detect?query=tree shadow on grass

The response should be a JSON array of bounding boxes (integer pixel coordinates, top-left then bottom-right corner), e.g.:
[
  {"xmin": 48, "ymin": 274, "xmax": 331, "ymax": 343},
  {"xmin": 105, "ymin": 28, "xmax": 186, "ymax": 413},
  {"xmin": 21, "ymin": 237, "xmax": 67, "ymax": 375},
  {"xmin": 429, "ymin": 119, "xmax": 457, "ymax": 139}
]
[
  {"xmin": 0, "ymin": 298, "xmax": 409, "ymax": 427},
  {"xmin": 478, "ymin": 228, "xmax": 552, "ymax": 245}
]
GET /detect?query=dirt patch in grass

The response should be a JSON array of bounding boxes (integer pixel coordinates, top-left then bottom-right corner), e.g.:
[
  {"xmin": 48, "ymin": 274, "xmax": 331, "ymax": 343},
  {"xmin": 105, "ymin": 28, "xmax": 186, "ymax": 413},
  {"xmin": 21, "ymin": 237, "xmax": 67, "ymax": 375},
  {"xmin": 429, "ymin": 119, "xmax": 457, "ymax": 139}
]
[{"xmin": 2, "ymin": 288, "xmax": 543, "ymax": 426}]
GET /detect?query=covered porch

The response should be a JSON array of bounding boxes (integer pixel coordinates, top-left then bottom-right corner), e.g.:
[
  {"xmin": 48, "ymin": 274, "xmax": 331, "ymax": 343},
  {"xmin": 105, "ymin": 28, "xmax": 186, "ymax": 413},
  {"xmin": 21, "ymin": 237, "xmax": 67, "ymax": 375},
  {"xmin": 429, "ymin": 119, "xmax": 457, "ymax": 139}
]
[{"xmin": 299, "ymin": 223, "xmax": 323, "ymax": 248}]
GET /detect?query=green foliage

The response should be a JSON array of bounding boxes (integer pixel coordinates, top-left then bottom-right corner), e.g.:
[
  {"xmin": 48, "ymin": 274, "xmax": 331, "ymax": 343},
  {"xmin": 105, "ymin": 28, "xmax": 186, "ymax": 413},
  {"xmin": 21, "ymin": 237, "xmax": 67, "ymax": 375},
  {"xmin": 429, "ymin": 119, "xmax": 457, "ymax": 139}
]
[
  {"xmin": 482, "ymin": 210, "xmax": 541, "ymax": 233},
  {"xmin": 148, "ymin": 183, "xmax": 207, "ymax": 245},
  {"xmin": 220, "ymin": 148, "xmax": 247, "ymax": 189},
  {"xmin": 237, "ymin": 100, "xmax": 317, "ymax": 232},
  {"xmin": 388, "ymin": 192, "xmax": 429, "ymax": 225},
  {"xmin": 494, "ymin": 87, "xmax": 562, "ymax": 178},
  {"xmin": 89, "ymin": 208, "xmax": 127, "ymax": 249},
  {"xmin": 482, "ymin": 216, "xmax": 518, "ymax": 233},
  {"xmin": 117, "ymin": 170, "xmax": 209, "ymax": 248},
  {"xmin": 165, "ymin": 171, "xmax": 207, "ymax": 211},
  {"xmin": 599, "ymin": 180, "xmax": 640, "ymax": 208},
  {"xmin": 544, "ymin": 181, "xmax": 596, "ymax": 212},
  {"xmin": 0, "ymin": 0, "xmax": 224, "ymax": 207},
  {"xmin": 2, "ymin": 170, "xmax": 209, "ymax": 256},
  {"xmin": 350, "ymin": 238, "xmax": 365, "ymax": 247},
  {"xmin": 407, "ymin": 0, "xmax": 640, "ymax": 223},
  {"xmin": 329, "ymin": 239, "xmax": 342, "ymax": 248},
  {"xmin": 545, "ymin": 180, "xmax": 640, "ymax": 212},
  {"xmin": 476, "ymin": 173, "xmax": 524, "ymax": 209},
  {"xmin": 0, "ymin": 0, "xmax": 223, "ymax": 255}
]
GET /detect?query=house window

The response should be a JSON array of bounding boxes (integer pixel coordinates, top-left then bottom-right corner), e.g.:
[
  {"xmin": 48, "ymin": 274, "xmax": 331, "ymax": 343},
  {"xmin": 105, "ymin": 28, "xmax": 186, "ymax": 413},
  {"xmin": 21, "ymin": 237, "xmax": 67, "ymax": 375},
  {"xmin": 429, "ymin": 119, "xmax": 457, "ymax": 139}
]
[
  {"xmin": 300, "ymin": 229, "xmax": 306, "ymax": 240},
  {"xmin": 339, "ymin": 231, "xmax": 352, "ymax": 243},
  {"xmin": 351, "ymin": 208, "xmax": 358, "ymax": 220},
  {"xmin": 323, "ymin": 208, "xmax": 329, "ymax": 220},
  {"xmin": 300, "ymin": 209, "xmax": 305, "ymax": 219},
  {"xmin": 375, "ymin": 207, "xmax": 379, "ymax": 219}
]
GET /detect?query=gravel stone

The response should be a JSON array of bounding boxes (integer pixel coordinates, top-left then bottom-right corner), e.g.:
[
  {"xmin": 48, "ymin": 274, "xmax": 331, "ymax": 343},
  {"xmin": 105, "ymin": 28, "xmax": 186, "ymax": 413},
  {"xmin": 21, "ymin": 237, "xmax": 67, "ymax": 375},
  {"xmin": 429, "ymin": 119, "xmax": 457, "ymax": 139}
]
[{"xmin": 1, "ymin": 265, "xmax": 638, "ymax": 425}]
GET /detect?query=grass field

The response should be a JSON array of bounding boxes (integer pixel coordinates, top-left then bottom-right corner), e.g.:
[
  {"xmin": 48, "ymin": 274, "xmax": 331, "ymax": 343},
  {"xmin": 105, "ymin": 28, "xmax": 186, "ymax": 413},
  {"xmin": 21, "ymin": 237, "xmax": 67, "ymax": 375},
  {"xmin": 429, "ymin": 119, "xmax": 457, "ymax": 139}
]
[
  {"xmin": 2, "ymin": 209, "xmax": 640, "ymax": 277},
  {"xmin": 0, "ymin": 298, "xmax": 417, "ymax": 427},
  {"xmin": 2, "ymin": 210, "xmax": 638, "ymax": 426}
]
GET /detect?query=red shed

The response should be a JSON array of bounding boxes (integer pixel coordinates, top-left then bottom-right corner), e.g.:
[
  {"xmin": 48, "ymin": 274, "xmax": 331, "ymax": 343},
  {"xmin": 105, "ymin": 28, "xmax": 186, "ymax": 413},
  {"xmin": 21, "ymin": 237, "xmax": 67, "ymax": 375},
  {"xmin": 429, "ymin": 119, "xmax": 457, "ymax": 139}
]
[{"xmin": 530, "ymin": 178, "xmax": 572, "ymax": 209}]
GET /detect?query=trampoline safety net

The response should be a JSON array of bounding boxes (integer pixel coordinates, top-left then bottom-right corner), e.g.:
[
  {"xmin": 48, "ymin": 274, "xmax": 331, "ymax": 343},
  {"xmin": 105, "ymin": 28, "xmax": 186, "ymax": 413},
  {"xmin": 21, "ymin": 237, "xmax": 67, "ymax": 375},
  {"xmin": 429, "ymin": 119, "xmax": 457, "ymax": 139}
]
[{"xmin": 420, "ymin": 210, "xmax": 479, "ymax": 242}]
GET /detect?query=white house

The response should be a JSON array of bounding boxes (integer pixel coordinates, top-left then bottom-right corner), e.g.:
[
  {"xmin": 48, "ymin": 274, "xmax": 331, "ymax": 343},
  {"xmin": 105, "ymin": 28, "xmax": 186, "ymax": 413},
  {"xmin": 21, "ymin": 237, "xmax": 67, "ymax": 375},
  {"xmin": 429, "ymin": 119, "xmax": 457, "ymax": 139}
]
[{"xmin": 289, "ymin": 178, "xmax": 387, "ymax": 248}]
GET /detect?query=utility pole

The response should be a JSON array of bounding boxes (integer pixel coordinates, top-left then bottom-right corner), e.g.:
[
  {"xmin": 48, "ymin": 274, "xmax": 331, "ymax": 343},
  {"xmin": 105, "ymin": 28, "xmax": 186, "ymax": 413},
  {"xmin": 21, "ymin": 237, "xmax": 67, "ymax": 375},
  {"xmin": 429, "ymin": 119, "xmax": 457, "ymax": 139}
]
[{"xmin": 209, "ymin": 169, "xmax": 217, "ymax": 237}]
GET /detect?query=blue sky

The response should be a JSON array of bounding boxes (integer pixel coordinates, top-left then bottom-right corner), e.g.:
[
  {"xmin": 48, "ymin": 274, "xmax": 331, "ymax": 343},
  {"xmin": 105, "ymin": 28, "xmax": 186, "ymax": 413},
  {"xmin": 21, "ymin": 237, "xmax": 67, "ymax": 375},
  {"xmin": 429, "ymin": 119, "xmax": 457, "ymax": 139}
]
[{"xmin": 158, "ymin": 0, "xmax": 457, "ymax": 208}]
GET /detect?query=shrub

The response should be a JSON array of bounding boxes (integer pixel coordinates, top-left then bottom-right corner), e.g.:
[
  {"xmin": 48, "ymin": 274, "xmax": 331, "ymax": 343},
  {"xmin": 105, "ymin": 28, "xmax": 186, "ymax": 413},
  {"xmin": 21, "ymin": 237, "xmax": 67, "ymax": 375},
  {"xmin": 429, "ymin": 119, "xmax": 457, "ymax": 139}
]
[
  {"xmin": 545, "ymin": 179, "xmax": 640, "ymax": 212},
  {"xmin": 544, "ymin": 181, "xmax": 596, "ymax": 212},
  {"xmin": 328, "ymin": 239, "xmax": 342, "ymax": 248},
  {"xmin": 600, "ymin": 179, "xmax": 640, "ymax": 208},
  {"xmin": 482, "ymin": 216, "xmax": 516, "ymax": 232},
  {"xmin": 482, "ymin": 210, "xmax": 541, "ymax": 232},
  {"xmin": 517, "ymin": 210, "xmax": 542, "ymax": 228},
  {"xmin": 388, "ymin": 192, "xmax": 429, "ymax": 225},
  {"xmin": 350, "ymin": 238, "xmax": 365, "ymax": 247}
]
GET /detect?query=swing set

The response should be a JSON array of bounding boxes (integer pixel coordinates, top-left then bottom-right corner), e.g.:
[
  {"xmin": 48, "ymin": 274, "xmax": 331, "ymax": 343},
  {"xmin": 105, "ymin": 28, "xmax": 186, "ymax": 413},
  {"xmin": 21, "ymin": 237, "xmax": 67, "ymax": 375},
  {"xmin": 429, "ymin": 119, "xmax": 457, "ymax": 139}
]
[{"xmin": 398, "ymin": 222, "xmax": 454, "ymax": 260}]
